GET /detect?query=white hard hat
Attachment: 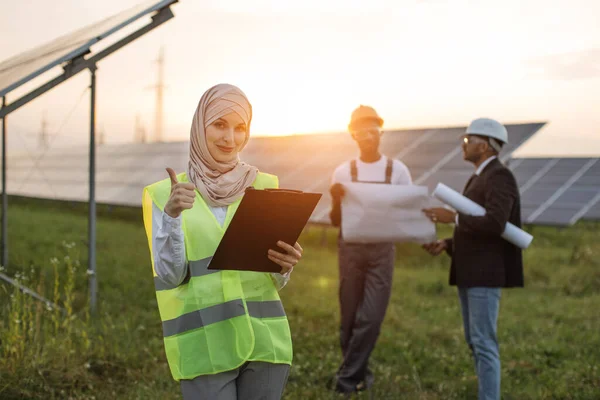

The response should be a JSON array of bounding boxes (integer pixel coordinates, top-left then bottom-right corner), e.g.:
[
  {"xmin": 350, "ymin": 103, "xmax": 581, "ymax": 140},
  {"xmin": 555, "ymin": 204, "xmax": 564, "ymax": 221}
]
[{"xmin": 466, "ymin": 118, "xmax": 508, "ymax": 145}]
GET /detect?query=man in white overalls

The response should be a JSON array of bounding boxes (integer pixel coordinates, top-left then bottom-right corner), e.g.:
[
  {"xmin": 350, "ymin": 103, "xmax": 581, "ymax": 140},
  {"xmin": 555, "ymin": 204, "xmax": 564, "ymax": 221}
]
[{"xmin": 329, "ymin": 105, "xmax": 412, "ymax": 394}]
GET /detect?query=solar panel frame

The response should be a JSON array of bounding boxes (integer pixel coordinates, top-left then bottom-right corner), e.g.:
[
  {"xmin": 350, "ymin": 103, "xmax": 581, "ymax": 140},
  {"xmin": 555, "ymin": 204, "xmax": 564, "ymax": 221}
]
[
  {"xmin": 0, "ymin": 0, "xmax": 178, "ymax": 97},
  {"xmin": 0, "ymin": 1, "xmax": 179, "ymax": 313}
]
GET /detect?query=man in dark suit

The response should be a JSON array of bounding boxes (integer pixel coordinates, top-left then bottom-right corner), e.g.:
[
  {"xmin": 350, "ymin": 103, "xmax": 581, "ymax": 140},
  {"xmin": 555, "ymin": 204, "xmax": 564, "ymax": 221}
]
[{"xmin": 422, "ymin": 118, "xmax": 524, "ymax": 400}]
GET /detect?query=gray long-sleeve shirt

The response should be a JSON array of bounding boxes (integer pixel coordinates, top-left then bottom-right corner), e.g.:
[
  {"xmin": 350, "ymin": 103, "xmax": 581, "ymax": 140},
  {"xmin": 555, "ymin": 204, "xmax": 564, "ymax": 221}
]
[{"xmin": 151, "ymin": 203, "xmax": 292, "ymax": 290}]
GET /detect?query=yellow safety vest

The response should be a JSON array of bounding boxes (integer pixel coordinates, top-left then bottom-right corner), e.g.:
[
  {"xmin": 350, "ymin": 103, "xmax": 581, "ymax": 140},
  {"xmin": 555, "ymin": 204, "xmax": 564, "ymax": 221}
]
[{"xmin": 142, "ymin": 172, "xmax": 293, "ymax": 381}]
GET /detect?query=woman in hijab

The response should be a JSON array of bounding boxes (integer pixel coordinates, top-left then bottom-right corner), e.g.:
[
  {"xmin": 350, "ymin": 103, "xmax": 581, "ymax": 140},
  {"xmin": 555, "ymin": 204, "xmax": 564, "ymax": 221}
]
[{"xmin": 142, "ymin": 83, "xmax": 302, "ymax": 400}]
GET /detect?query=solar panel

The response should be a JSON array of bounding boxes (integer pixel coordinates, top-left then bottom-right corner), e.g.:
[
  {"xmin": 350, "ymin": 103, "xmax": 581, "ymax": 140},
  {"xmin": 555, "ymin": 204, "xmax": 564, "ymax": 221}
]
[
  {"xmin": 0, "ymin": 0, "xmax": 177, "ymax": 97},
  {"xmin": 583, "ymin": 199, "xmax": 600, "ymax": 220},
  {"xmin": 510, "ymin": 157, "xmax": 600, "ymax": 225},
  {"xmin": 3, "ymin": 122, "xmax": 543, "ymax": 225}
]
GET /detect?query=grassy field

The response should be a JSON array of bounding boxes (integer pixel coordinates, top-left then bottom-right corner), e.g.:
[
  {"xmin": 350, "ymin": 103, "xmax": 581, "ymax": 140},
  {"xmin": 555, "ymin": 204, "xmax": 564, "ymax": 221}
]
[{"xmin": 0, "ymin": 197, "xmax": 599, "ymax": 399}]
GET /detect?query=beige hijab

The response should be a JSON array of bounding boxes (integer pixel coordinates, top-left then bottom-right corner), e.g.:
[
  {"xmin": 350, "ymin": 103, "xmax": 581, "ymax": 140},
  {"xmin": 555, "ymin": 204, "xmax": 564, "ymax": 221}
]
[{"xmin": 187, "ymin": 84, "xmax": 259, "ymax": 207}]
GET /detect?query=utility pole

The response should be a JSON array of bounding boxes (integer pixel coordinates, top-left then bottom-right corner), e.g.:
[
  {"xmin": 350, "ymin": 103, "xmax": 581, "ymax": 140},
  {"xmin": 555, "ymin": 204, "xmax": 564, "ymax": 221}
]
[
  {"xmin": 134, "ymin": 114, "xmax": 147, "ymax": 144},
  {"xmin": 154, "ymin": 46, "xmax": 165, "ymax": 143}
]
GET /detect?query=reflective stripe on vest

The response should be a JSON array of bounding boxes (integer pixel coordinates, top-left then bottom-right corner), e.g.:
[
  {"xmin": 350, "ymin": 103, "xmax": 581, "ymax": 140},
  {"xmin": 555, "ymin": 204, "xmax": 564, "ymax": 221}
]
[{"xmin": 162, "ymin": 300, "xmax": 286, "ymax": 337}]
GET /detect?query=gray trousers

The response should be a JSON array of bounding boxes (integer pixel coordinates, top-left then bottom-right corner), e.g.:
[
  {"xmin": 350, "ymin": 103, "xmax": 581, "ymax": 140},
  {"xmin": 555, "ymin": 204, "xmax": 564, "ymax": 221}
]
[
  {"xmin": 180, "ymin": 361, "xmax": 290, "ymax": 400},
  {"xmin": 335, "ymin": 240, "xmax": 395, "ymax": 393}
]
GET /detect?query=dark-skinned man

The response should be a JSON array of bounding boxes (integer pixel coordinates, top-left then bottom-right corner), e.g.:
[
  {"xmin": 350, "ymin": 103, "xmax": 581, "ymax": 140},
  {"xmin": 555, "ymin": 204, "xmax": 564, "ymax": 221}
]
[
  {"xmin": 422, "ymin": 118, "xmax": 524, "ymax": 400},
  {"xmin": 329, "ymin": 105, "xmax": 412, "ymax": 395}
]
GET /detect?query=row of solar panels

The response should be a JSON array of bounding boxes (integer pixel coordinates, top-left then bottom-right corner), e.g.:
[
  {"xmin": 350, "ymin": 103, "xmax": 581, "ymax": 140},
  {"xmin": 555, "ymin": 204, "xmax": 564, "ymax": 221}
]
[
  {"xmin": 4, "ymin": 122, "xmax": 598, "ymax": 226},
  {"xmin": 3, "ymin": 122, "xmax": 538, "ymax": 209}
]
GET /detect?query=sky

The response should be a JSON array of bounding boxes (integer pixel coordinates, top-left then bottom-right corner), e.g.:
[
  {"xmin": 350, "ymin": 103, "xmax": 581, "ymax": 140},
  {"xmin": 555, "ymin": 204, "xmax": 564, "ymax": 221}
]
[{"xmin": 1, "ymin": 0, "xmax": 600, "ymax": 157}]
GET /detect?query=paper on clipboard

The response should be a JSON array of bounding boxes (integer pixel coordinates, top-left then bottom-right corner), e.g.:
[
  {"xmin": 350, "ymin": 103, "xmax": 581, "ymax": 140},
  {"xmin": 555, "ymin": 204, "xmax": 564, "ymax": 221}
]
[{"xmin": 341, "ymin": 183, "xmax": 436, "ymax": 244}]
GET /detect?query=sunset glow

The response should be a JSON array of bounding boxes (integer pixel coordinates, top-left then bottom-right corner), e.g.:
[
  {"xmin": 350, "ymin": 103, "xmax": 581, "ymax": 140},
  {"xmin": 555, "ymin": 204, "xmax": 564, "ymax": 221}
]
[{"xmin": 1, "ymin": 0, "xmax": 599, "ymax": 155}]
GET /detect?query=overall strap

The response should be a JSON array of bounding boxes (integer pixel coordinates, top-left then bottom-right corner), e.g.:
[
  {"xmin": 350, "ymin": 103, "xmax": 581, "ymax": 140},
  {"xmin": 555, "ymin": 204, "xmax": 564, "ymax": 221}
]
[
  {"xmin": 350, "ymin": 160, "xmax": 358, "ymax": 182},
  {"xmin": 384, "ymin": 158, "xmax": 393, "ymax": 184}
]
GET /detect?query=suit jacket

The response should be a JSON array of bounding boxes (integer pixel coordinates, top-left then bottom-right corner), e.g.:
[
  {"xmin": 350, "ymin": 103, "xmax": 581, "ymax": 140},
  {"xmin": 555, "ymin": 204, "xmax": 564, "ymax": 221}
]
[{"xmin": 445, "ymin": 158, "xmax": 524, "ymax": 288}]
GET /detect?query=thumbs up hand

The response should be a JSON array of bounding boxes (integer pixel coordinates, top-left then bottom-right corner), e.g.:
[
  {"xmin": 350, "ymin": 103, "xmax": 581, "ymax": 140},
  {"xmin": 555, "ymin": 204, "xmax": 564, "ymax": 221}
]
[{"xmin": 164, "ymin": 168, "xmax": 196, "ymax": 218}]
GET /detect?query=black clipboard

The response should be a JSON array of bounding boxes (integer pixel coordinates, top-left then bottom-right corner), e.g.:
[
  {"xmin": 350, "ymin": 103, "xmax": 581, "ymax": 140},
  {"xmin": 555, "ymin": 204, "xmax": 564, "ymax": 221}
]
[{"xmin": 208, "ymin": 187, "xmax": 322, "ymax": 273}]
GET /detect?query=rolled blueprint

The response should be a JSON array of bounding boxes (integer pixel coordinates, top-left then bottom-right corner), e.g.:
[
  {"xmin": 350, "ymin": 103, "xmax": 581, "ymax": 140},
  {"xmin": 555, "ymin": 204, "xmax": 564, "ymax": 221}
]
[
  {"xmin": 341, "ymin": 183, "xmax": 437, "ymax": 244},
  {"xmin": 432, "ymin": 183, "xmax": 533, "ymax": 249}
]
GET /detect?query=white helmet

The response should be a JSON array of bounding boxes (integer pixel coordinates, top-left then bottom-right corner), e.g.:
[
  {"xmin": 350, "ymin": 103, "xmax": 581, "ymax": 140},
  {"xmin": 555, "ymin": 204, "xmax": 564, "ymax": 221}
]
[{"xmin": 466, "ymin": 118, "xmax": 508, "ymax": 145}]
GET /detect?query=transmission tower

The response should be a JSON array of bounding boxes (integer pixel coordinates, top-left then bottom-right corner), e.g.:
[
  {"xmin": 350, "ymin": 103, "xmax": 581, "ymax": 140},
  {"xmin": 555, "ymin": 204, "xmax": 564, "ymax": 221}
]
[{"xmin": 153, "ymin": 46, "xmax": 165, "ymax": 142}]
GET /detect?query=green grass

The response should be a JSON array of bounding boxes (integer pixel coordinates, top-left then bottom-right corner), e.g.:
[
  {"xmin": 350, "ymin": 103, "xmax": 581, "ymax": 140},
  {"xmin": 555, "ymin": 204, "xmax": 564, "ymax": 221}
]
[{"xmin": 1, "ymin": 198, "xmax": 599, "ymax": 399}]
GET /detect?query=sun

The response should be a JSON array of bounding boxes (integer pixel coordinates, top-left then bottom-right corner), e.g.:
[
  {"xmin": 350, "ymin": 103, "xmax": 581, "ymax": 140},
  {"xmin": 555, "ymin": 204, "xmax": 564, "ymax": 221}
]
[{"xmin": 229, "ymin": 78, "xmax": 361, "ymax": 137}]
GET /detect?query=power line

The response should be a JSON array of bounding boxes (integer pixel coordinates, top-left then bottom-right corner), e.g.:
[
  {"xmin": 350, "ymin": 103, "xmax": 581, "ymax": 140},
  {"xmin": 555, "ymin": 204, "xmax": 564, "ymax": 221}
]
[{"xmin": 14, "ymin": 86, "xmax": 90, "ymax": 195}]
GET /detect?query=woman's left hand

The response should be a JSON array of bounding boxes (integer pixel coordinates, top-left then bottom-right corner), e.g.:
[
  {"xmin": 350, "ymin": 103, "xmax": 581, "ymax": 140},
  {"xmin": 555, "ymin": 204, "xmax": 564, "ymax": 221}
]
[{"xmin": 268, "ymin": 241, "xmax": 303, "ymax": 275}]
